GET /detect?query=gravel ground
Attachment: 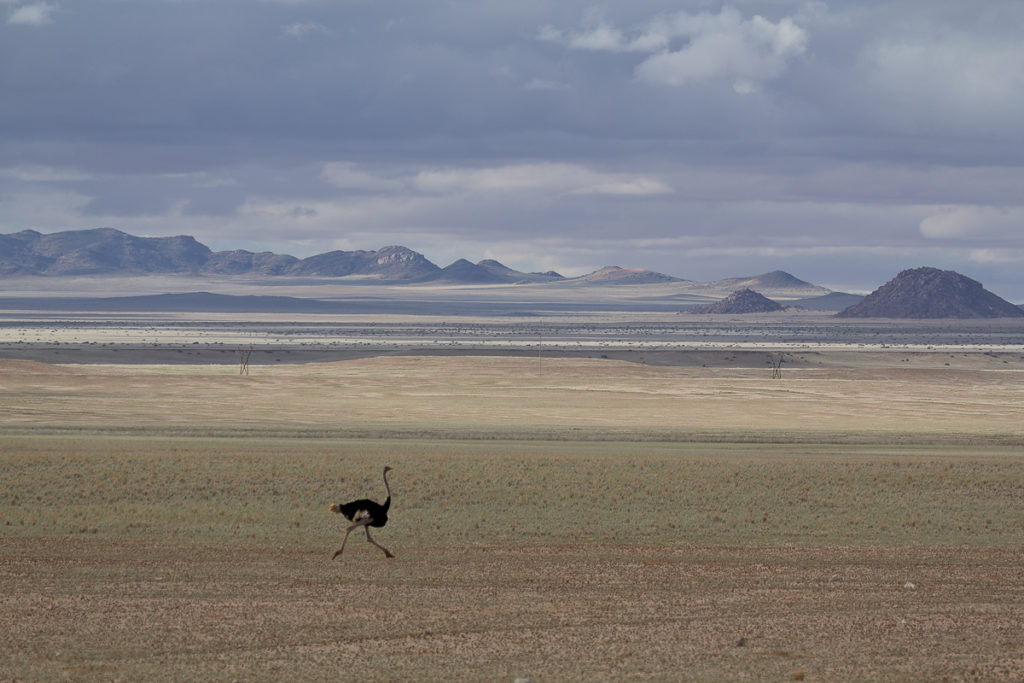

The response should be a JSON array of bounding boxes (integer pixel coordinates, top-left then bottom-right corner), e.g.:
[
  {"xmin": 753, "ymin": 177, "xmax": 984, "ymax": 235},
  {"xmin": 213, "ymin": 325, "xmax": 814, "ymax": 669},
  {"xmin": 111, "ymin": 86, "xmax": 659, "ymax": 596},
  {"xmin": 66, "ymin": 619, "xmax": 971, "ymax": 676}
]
[{"xmin": 2, "ymin": 538, "xmax": 1022, "ymax": 681}]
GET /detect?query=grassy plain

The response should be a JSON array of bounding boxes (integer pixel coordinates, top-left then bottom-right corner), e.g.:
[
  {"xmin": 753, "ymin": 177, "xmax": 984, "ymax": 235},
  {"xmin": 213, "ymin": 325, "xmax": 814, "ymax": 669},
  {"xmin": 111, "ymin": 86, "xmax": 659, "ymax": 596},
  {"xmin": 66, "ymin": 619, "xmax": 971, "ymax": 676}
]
[{"xmin": 2, "ymin": 353, "xmax": 1024, "ymax": 680}]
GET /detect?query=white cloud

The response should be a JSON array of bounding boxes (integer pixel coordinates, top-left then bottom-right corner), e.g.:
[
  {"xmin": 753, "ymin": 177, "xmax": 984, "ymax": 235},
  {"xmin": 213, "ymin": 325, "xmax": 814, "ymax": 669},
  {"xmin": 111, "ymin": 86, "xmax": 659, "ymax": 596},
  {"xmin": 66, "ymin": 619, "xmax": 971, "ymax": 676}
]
[
  {"xmin": 919, "ymin": 206, "xmax": 1024, "ymax": 240},
  {"xmin": 969, "ymin": 249, "xmax": 1024, "ymax": 265},
  {"xmin": 0, "ymin": 188, "xmax": 92, "ymax": 227},
  {"xmin": 320, "ymin": 162, "xmax": 405, "ymax": 193},
  {"xmin": 542, "ymin": 7, "xmax": 808, "ymax": 92},
  {"xmin": 634, "ymin": 10, "xmax": 808, "ymax": 90},
  {"xmin": 0, "ymin": 164, "xmax": 93, "ymax": 182},
  {"xmin": 523, "ymin": 78, "xmax": 566, "ymax": 91},
  {"xmin": 865, "ymin": 34, "xmax": 1024, "ymax": 129},
  {"xmin": 282, "ymin": 21, "xmax": 330, "ymax": 39},
  {"xmin": 413, "ymin": 163, "xmax": 671, "ymax": 196},
  {"xmin": 567, "ymin": 23, "xmax": 626, "ymax": 51},
  {"xmin": 536, "ymin": 24, "xmax": 563, "ymax": 44},
  {"xmin": 571, "ymin": 177, "xmax": 672, "ymax": 197},
  {"xmin": 7, "ymin": 2, "xmax": 57, "ymax": 26},
  {"xmin": 539, "ymin": 9, "xmax": 670, "ymax": 53}
]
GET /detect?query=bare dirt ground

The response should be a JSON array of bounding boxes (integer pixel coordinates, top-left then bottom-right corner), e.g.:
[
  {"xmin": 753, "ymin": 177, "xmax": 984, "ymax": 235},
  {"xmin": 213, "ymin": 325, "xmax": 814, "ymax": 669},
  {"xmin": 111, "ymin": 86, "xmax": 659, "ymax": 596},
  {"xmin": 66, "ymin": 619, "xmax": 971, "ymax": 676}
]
[{"xmin": 3, "ymin": 537, "xmax": 1023, "ymax": 681}]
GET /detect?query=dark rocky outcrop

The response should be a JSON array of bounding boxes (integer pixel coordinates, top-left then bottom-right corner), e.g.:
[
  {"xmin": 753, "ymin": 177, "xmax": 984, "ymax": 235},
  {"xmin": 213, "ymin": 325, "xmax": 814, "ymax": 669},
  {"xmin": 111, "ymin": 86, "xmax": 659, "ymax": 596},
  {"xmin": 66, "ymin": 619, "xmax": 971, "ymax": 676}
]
[
  {"xmin": 837, "ymin": 267, "xmax": 1023, "ymax": 318},
  {"xmin": 687, "ymin": 288, "xmax": 785, "ymax": 314}
]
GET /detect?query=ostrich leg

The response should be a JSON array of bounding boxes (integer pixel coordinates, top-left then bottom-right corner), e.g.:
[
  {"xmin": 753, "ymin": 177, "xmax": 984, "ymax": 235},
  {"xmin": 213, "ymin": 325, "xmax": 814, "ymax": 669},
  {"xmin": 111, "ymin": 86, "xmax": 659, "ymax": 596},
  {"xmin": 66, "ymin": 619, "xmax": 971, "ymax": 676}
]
[
  {"xmin": 365, "ymin": 526, "xmax": 395, "ymax": 558},
  {"xmin": 333, "ymin": 519, "xmax": 371, "ymax": 560}
]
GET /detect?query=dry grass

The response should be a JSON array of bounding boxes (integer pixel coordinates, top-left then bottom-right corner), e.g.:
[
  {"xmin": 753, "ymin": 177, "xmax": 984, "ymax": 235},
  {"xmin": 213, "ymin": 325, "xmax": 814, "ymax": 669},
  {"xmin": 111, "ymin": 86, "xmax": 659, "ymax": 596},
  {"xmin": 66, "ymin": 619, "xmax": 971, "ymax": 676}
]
[{"xmin": 2, "ymin": 354, "xmax": 1023, "ymax": 440}]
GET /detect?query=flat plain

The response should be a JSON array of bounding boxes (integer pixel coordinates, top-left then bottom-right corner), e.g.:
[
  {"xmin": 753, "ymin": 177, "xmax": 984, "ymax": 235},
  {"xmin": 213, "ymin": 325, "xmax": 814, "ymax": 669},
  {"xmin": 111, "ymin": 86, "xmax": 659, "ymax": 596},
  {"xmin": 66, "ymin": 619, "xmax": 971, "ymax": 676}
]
[{"xmin": 2, "ymin": 290, "xmax": 1024, "ymax": 680}]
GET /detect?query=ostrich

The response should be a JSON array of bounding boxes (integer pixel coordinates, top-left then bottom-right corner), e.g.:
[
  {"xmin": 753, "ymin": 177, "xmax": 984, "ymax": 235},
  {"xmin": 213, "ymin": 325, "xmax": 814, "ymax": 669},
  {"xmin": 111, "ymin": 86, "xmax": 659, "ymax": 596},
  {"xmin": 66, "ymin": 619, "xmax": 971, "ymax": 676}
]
[{"xmin": 329, "ymin": 466, "xmax": 395, "ymax": 559}]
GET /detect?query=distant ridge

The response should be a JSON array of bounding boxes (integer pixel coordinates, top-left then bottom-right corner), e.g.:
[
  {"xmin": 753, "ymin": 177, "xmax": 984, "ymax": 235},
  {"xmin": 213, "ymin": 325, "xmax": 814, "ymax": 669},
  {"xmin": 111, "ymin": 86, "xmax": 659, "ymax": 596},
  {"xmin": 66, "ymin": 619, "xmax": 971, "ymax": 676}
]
[
  {"xmin": 476, "ymin": 259, "xmax": 564, "ymax": 283},
  {"xmin": 794, "ymin": 291, "xmax": 864, "ymax": 311},
  {"xmin": 202, "ymin": 249, "xmax": 299, "ymax": 275},
  {"xmin": 1, "ymin": 228, "xmax": 822, "ymax": 291},
  {"xmin": 435, "ymin": 259, "xmax": 508, "ymax": 284},
  {"xmin": 837, "ymin": 267, "xmax": 1024, "ymax": 319},
  {"xmin": 710, "ymin": 270, "xmax": 828, "ymax": 295},
  {"xmin": 570, "ymin": 266, "xmax": 684, "ymax": 285},
  {"xmin": 285, "ymin": 245, "xmax": 441, "ymax": 280},
  {"xmin": 0, "ymin": 229, "xmax": 573, "ymax": 284},
  {"xmin": 0, "ymin": 228, "xmax": 211, "ymax": 276}
]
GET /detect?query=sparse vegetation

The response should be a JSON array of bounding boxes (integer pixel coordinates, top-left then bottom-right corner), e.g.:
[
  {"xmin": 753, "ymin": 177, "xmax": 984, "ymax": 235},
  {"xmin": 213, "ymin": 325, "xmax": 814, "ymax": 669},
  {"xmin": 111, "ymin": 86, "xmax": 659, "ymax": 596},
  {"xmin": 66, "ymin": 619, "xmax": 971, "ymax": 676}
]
[{"xmin": 2, "ymin": 351, "xmax": 1023, "ymax": 679}]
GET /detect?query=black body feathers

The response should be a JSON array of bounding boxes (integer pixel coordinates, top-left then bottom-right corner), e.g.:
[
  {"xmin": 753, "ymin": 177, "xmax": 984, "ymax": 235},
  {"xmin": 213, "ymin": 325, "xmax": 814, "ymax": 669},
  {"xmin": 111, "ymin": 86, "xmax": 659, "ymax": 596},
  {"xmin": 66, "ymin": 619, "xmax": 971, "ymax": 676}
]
[{"xmin": 335, "ymin": 496, "xmax": 390, "ymax": 527}]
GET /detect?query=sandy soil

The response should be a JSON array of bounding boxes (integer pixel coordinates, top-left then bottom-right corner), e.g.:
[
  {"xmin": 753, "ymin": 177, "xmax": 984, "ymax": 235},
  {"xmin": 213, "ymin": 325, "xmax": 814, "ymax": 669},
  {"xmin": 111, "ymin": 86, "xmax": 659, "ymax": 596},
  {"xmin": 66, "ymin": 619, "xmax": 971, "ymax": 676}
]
[{"xmin": 2, "ymin": 538, "xmax": 1022, "ymax": 681}]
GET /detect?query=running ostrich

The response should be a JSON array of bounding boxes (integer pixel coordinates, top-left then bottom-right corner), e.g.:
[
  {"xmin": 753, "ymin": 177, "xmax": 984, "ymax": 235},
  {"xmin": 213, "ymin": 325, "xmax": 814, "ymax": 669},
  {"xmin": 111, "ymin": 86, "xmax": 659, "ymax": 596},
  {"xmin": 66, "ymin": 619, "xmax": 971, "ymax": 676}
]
[{"xmin": 329, "ymin": 466, "xmax": 395, "ymax": 559}]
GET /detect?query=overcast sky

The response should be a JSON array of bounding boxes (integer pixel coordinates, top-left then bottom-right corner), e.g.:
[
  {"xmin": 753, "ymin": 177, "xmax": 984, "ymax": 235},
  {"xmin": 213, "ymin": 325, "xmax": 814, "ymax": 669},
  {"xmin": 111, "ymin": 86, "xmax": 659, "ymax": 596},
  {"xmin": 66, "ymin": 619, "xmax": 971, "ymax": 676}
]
[{"xmin": 2, "ymin": 1, "xmax": 1023, "ymax": 299}]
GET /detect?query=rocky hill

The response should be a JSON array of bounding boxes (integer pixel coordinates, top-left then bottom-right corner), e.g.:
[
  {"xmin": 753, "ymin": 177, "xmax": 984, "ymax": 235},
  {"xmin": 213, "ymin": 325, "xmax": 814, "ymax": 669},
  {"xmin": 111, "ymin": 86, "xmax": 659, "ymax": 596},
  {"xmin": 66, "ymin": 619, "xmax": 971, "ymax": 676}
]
[
  {"xmin": 837, "ymin": 267, "xmax": 1024, "ymax": 319},
  {"xmin": 283, "ymin": 245, "xmax": 441, "ymax": 280},
  {"xmin": 686, "ymin": 288, "xmax": 785, "ymax": 314}
]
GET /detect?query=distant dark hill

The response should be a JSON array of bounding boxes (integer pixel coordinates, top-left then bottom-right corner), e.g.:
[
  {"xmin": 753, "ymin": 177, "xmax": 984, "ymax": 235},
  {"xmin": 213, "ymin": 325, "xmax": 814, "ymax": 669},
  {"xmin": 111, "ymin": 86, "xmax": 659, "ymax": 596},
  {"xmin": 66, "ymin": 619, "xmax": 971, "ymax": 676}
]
[
  {"xmin": 201, "ymin": 250, "xmax": 299, "ymax": 276},
  {"xmin": 571, "ymin": 266, "xmax": 684, "ymax": 285},
  {"xmin": 286, "ymin": 245, "xmax": 441, "ymax": 280},
  {"xmin": 436, "ymin": 259, "xmax": 508, "ymax": 284},
  {"xmin": 476, "ymin": 259, "xmax": 564, "ymax": 283},
  {"xmin": 0, "ymin": 228, "xmax": 211, "ymax": 276},
  {"xmin": 793, "ymin": 291, "xmax": 864, "ymax": 311},
  {"xmin": 711, "ymin": 270, "xmax": 826, "ymax": 295},
  {"xmin": 686, "ymin": 288, "xmax": 785, "ymax": 314},
  {"xmin": 837, "ymin": 267, "xmax": 1024, "ymax": 319}
]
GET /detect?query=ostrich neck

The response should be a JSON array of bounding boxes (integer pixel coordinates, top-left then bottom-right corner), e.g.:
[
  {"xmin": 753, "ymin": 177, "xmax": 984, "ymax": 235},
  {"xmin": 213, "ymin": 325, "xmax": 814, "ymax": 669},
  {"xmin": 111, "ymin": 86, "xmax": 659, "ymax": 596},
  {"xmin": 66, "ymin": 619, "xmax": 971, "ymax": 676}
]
[{"xmin": 382, "ymin": 469, "xmax": 392, "ymax": 501}]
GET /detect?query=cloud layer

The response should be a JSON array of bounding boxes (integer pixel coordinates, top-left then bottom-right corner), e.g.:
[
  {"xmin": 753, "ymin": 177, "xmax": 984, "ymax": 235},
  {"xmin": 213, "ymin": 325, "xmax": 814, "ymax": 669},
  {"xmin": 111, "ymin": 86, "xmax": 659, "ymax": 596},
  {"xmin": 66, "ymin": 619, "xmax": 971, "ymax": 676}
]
[
  {"xmin": 1, "ymin": 0, "xmax": 1023, "ymax": 299},
  {"xmin": 541, "ymin": 7, "xmax": 809, "ymax": 93}
]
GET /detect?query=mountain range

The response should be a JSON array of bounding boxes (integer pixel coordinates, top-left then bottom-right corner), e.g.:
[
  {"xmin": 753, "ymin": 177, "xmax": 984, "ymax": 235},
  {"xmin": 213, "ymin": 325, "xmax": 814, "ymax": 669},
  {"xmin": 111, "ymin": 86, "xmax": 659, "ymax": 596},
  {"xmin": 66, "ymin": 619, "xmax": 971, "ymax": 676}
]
[
  {"xmin": 4, "ymin": 230, "xmax": 1020, "ymax": 318},
  {"xmin": 0, "ymin": 228, "xmax": 818, "ymax": 291}
]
